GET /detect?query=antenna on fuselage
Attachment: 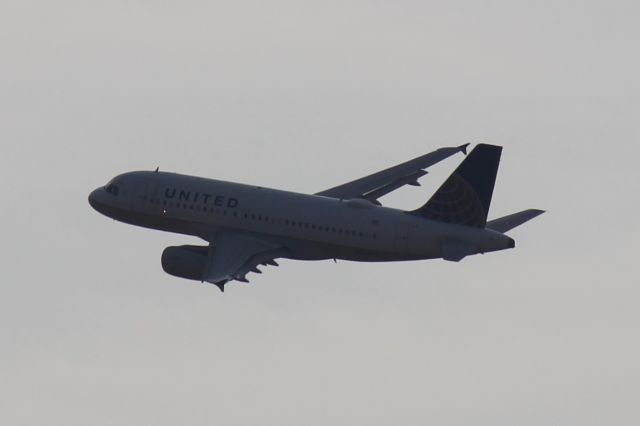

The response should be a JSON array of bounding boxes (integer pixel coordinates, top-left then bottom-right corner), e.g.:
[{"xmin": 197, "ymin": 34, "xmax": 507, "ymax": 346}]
[{"xmin": 154, "ymin": 166, "xmax": 159, "ymax": 172}]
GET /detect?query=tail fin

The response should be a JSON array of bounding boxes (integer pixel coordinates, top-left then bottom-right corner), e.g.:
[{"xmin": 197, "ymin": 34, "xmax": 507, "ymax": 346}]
[
  {"xmin": 486, "ymin": 209, "xmax": 545, "ymax": 233},
  {"xmin": 409, "ymin": 144, "xmax": 502, "ymax": 228}
]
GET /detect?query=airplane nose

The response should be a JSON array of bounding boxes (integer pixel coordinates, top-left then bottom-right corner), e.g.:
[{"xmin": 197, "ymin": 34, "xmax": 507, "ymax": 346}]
[{"xmin": 88, "ymin": 188, "xmax": 103, "ymax": 211}]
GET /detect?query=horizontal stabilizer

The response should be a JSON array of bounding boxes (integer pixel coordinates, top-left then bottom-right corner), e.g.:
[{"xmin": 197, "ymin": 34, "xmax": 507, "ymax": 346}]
[{"xmin": 486, "ymin": 209, "xmax": 545, "ymax": 233}]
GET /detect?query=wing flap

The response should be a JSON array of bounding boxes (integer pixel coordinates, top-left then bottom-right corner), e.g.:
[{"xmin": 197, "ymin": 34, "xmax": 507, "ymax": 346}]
[
  {"xmin": 360, "ymin": 169, "xmax": 428, "ymax": 203},
  {"xmin": 203, "ymin": 232, "xmax": 286, "ymax": 291}
]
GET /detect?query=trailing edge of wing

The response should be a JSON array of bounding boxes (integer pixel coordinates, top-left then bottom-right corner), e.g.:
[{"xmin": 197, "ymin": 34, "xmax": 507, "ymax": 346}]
[
  {"xmin": 315, "ymin": 144, "xmax": 468, "ymax": 202},
  {"xmin": 202, "ymin": 231, "xmax": 286, "ymax": 291},
  {"xmin": 486, "ymin": 209, "xmax": 545, "ymax": 233}
]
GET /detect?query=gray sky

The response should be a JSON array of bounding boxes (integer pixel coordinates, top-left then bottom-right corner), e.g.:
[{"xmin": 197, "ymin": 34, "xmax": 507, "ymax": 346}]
[{"xmin": 1, "ymin": 1, "xmax": 639, "ymax": 425}]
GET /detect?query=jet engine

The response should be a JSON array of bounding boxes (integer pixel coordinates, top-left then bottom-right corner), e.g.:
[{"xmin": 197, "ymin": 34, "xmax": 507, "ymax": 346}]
[{"xmin": 161, "ymin": 245, "xmax": 208, "ymax": 281}]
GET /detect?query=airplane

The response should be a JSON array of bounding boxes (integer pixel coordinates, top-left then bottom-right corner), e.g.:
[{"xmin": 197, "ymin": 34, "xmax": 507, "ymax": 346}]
[{"xmin": 88, "ymin": 143, "xmax": 544, "ymax": 292}]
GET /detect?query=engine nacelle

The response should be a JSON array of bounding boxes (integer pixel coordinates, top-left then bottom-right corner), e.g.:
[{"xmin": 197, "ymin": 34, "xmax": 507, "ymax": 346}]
[{"xmin": 161, "ymin": 245, "xmax": 208, "ymax": 281}]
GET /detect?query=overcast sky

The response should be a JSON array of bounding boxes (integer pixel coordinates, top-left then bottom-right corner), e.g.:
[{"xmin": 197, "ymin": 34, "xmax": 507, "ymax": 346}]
[{"xmin": 1, "ymin": 1, "xmax": 639, "ymax": 425}]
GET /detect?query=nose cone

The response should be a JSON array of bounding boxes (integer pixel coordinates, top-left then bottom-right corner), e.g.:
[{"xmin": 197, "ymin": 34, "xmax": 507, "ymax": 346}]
[
  {"xmin": 88, "ymin": 188, "xmax": 108, "ymax": 215},
  {"xmin": 88, "ymin": 188, "xmax": 99, "ymax": 209}
]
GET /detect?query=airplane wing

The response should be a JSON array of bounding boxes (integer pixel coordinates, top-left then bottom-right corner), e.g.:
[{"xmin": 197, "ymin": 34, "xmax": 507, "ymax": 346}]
[
  {"xmin": 315, "ymin": 144, "xmax": 468, "ymax": 203},
  {"xmin": 203, "ymin": 231, "xmax": 287, "ymax": 292}
]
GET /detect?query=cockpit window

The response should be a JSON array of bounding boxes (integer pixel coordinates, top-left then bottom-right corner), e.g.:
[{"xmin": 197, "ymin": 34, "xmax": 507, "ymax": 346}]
[{"xmin": 105, "ymin": 184, "xmax": 120, "ymax": 196}]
